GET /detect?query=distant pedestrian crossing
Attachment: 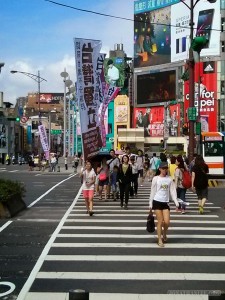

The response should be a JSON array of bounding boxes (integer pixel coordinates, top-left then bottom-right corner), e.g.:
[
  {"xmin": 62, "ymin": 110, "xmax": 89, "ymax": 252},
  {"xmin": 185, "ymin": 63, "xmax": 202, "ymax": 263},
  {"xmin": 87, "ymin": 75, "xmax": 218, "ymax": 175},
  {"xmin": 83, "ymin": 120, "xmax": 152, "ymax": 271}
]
[
  {"xmin": 0, "ymin": 167, "xmax": 19, "ymax": 172},
  {"xmin": 18, "ymin": 183, "xmax": 225, "ymax": 300}
]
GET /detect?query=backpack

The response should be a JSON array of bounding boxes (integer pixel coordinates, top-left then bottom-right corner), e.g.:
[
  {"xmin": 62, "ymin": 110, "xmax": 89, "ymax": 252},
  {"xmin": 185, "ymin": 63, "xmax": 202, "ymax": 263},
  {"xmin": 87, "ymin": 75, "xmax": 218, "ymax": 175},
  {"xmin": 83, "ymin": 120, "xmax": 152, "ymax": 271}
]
[{"xmin": 181, "ymin": 170, "xmax": 192, "ymax": 189}]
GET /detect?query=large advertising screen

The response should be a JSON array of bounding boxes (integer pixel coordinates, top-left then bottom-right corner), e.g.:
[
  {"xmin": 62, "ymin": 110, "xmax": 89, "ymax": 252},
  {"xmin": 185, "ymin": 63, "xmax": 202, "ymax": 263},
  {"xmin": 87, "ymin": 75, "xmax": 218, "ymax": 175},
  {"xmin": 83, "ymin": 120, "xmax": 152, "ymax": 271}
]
[
  {"xmin": 134, "ymin": 0, "xmax": 220, "ymax": 68},
  {"xmin": 133, "ymin": 104, "xmax": 180, "ymax": 137},
  {"xmin": 136, "ymin": 70, "xmax": 176, "ymax": 105},
  {"xmin": 184, "ymin": 61, "xmax": 217, "ymax": 132}
]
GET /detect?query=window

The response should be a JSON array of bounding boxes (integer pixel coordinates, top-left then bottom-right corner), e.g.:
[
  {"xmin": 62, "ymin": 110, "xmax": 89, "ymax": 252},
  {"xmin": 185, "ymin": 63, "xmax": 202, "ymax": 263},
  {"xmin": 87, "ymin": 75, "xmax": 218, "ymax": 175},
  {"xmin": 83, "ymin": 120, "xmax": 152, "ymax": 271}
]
[{"xmin": 204, "ymin": 141, "xmax": 223, "ymax": 157}]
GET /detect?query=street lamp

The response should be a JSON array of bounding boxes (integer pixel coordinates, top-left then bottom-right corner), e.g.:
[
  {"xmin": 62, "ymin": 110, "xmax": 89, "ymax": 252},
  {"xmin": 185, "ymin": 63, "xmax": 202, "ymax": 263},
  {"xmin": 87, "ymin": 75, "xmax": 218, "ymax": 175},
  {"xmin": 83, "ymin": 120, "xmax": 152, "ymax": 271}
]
[
  {"xmin": 10, "ymin": 70, "xmax": 47, "ymax": 166},
  {"xmin": 0, "ymin": 63, "xmax": 5, "ymax": 73},
  {"xmin": 60, "ymin": 69, "xmax": 73, "ymax": 157},
  {"xmin": 180, "ymin": 0, "xmax": 217, "ymax": 161}
]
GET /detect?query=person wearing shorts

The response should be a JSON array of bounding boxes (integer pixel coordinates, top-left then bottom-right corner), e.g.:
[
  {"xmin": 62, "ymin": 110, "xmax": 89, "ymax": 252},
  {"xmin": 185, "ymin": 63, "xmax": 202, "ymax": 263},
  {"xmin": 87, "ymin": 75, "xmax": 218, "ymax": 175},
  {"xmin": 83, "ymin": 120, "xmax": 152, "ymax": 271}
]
[
  {"xmin": 149, "ymin": 161, "xmax": 179, "ymax": 247},
  {"xmin": 81, "ymin": 160, "xmax": 96, "ymax": 216}
]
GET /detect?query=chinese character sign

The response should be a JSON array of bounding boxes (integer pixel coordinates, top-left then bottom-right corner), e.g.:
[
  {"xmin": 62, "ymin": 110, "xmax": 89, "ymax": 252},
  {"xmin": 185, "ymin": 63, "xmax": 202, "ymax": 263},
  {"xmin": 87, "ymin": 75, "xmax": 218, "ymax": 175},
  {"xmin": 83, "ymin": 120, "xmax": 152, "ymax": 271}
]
[{"xmin": 74, "ymin": 38, "xmax": 103, "ymax": 160}]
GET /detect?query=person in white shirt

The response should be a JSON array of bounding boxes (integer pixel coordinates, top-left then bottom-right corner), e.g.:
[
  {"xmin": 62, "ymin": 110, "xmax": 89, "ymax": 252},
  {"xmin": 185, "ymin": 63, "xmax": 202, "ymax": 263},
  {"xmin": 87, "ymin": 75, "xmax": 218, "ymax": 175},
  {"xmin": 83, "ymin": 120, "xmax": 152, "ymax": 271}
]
[
  {"xmin": 107, "ymin": 59, "xmax": 119, "ymax": 86},
  {"xmin": 136, "ymin": 149, "xmax": 144, "ymax": 185},
  {"xmin": 80, "ymin": 160, "xmax": 96, "ymax": 216},
  {"xmin": 107, "ymin": 149, "xmax": 120, "ymax": 198},
  {"xmin": 149, "ymin": 153, "xmax": 159, "ymax": 182},
  {"xmin": 149, "ymin": 161, "xmax": 179, "ymax": 247}
]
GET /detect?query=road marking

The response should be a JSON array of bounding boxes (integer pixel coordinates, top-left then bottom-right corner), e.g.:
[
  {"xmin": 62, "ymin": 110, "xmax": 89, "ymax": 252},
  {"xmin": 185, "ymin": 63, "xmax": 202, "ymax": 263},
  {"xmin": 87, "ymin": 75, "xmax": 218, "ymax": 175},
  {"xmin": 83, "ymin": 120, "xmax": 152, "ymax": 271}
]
[
  {"xmin": 20, "ymin": 292, "xmax": 209, "ymax": 300},
  {"xmin": 56, "ymin": 233, "xmax": 224, "ymax": 239},
  {"xmin": 69, "ymin": 213, "xmax": 219, "ymax": 218},
  {"xmin": 0, "ymin": 281, "xmax": 16, "ymax": 297},
  {"xmin": 28, "ymin": 175, "xmax": 75, "ymax": 208},
  {"xmin": 16, "ymin": 184, "xmax": 82, "ymax": 300},
  {"xmin": 64, "ymin": 219, "xmax": 225, "ymax": 224},
  {"xmin": 52, "ymin": 242, "xmax": 225, "ymax": 249},
  {"xmin": 0, "ymin": 221, "xmax": 13, "ymax": 232},
  {"xmin": 36, "ymin": 271, "xmax": 225, "ymax": 281},
  {"xmin": 45, "ymin": 254, "xmax": 225, "ymax": 262},
  {"xmin": 62, "ymin": 226, "xmax": 225, "ymax": 231}
]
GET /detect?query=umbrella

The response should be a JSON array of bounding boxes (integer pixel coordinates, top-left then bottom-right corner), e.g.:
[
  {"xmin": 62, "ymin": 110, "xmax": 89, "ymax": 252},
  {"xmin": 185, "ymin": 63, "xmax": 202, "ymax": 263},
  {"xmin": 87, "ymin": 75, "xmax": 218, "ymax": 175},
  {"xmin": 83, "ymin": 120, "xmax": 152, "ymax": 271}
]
[{"xmin": 90, "ymin": 152, "xmax": 112, "ymax": 162}]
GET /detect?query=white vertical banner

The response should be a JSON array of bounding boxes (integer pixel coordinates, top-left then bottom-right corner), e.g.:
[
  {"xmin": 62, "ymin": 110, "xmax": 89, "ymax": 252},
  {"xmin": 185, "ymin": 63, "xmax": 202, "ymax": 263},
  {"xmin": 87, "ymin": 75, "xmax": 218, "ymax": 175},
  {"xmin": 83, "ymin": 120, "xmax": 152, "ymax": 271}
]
[
  {"xmin": 74, "ymin": 38, "xmax": 103, "ymax": 161},
  {"xmin": 38, "ymin": 124, "xmax": 49, "ymax": 160}
]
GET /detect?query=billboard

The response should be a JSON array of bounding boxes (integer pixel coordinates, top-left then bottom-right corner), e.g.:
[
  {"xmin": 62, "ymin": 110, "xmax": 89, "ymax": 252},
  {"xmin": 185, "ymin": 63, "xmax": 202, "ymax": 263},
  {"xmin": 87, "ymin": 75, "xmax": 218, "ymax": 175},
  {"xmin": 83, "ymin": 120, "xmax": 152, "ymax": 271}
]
[
  {"xmin": 136, "ymin": 70, "xmax": 176, "ymax": 105},
  {"xmin": 134, "ymin": 0, "xmax": 220, "ymax": 68},
  {"xmin": 171, "ymin": 0, "xmax": 220, "ymax": 62},
  {"xmin": 133, "ymin": 104, "xmax": 180, "ymax": 137},
  {"xmin": 184, "ymin": 61, "xmax": 217, "ymax": 132},
  {"xmin": 39, "ymin": 93, "xmax": 63, "ymax": 104}
]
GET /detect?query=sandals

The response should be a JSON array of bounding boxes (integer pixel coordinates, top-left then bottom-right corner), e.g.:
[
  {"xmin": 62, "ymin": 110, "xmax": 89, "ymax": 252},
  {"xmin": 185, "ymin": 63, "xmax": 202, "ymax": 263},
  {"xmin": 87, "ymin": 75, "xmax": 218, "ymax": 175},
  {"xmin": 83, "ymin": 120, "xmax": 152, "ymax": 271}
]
[{"xmin": 157, "ymin": 241, "xmax": 165, "ymax": 248}]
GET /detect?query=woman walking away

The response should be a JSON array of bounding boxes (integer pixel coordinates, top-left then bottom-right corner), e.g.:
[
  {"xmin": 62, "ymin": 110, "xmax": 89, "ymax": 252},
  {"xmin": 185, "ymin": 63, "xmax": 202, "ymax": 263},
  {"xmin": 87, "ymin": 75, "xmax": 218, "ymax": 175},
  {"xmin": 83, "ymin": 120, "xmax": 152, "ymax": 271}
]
[
  {"xmin": 191, "ymin": 154, "xmax": 209, "ymax": 214},
  {"xmin": 175, "ymin": 156, "xmax": 187, "ymax": 214},
  {"xmin": 149, "ymin": 161, "xmax": 179, "ymax": 247},
  {"xmin": 98, "ymin": 157, "xmax": 110, "ymax": 201},
  {"xmin": 118, "ymin": 155, "xmax": 132, "ymax": 209},
  {"xmin": 80, "ymin": 160, "xmax": 96, "ymax": 216},
  {"xmin": 168, "ymin": 156, "xmax": 177, "ymax": 181}
]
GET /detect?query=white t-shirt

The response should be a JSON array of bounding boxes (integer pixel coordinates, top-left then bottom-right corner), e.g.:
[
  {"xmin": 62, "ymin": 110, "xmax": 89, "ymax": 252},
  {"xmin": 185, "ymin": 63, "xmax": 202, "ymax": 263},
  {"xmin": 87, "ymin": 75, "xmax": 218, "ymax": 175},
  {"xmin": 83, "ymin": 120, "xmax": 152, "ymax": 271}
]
[
  {"xmin": 136, "ymin": 156, "xmax": 144, "ymax": 170},
  {"xmin": 82, "ymin": 169, "xmax": 96, "ymax": 190},
  {"xmin": 131, "ymin": 163, "xmax": 138, "ymax": 174},
  {"xmin": 149, "ymin": 175, "xmax": 179, "ymax": 209}
]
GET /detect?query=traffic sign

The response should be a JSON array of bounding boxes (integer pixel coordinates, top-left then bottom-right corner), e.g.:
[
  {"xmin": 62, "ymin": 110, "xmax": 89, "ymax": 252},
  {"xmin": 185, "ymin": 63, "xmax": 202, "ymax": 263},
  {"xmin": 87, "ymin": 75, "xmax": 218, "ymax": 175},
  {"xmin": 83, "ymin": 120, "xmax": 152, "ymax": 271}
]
[
  {"xmin": 51, "ymin": 129, "xmax": 62, "ymax": 135},
  {"xmin": 188, "ymin": 107, "xmax": 197, "ymax": 121}
]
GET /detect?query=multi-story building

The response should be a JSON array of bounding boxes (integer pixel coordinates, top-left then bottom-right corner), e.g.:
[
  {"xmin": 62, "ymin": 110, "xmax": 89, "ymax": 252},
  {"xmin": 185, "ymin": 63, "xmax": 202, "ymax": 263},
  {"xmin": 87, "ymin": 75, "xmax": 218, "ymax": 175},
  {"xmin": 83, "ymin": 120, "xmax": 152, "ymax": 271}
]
[{"xmin": 119, "ymin": 0, "xmax": 224, "ymax": 155}]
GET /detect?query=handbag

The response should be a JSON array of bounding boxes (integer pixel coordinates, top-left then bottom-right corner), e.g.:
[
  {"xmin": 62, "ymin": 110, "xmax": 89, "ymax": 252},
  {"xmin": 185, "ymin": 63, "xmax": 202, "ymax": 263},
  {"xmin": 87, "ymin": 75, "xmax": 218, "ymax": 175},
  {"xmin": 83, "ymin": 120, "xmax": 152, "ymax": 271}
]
[
  {"xmin": 99, "ymin": 172, "xmax": 107, "ymax": 181},
  {"xmin": 146, "ymin": 213, "xmax": 155, "ymax": 233}
]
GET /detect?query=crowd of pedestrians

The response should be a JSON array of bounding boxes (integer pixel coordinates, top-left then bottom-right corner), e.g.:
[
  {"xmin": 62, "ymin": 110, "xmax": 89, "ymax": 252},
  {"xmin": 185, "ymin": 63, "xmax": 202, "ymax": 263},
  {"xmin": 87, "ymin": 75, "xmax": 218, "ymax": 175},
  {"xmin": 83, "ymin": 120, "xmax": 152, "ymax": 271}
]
[{"xmin": 80, "ymin": 148, "xmax": 209, "ymax": 247}]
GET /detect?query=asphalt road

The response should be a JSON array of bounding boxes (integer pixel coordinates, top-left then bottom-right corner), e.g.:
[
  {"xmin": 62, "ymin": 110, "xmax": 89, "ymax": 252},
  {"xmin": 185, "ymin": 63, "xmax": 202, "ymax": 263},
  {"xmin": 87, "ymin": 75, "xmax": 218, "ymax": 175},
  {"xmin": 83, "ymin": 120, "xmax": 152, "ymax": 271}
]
[
  {"xmin": 0, "ymin": 165, "xmax": 81, "ymax": 299},
  {"xmin": 0, "ymin": 165, "xmax": 225, "ymax": 300}
]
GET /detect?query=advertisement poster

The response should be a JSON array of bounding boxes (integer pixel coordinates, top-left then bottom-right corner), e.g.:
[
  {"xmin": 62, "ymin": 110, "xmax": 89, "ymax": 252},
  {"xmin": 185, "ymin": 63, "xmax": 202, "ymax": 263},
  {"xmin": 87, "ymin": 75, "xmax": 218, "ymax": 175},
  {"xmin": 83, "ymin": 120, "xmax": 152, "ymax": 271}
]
[
  {"xmin": 184, "ymin": 61, "xmax": 217, "ymax": 132},
  {"xmin": 74, "ymin": 38, "xmax": 103, "ymax": 160},
  {"xmin": 115, "ymin": 95, "xmax": 129, "ymax": 123},
  {"xmin": 38, "ymin": 124, "xmax": 49, "ymax": 160},
  {"xmin": 171, "ymin": 0, "xmax": 220, "ymax": 62},
  {"xmin": 134, "ymin": 0, "xmax": 220, "ymax": 68},
  {"xmin": 133, "ymin": 104, "xmax": 180, "ymax": 137}
]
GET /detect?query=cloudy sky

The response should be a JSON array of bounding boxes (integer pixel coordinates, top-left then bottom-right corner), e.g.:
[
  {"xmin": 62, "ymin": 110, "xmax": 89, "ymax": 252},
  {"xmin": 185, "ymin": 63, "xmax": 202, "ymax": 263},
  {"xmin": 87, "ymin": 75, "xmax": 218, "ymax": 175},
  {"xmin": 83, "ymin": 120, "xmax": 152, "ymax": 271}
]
[{"xmin": 0, "ymin": 0, "xmax": 134, "ymax": 105}]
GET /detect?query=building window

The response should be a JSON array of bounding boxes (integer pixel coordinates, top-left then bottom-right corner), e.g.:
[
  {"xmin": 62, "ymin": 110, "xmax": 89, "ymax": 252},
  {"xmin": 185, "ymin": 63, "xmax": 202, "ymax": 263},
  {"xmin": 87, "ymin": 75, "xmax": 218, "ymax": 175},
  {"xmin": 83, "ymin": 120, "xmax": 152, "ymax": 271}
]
[{"xmin": 222, "ymin": 0, "xmax": 225, "ymax": 10}]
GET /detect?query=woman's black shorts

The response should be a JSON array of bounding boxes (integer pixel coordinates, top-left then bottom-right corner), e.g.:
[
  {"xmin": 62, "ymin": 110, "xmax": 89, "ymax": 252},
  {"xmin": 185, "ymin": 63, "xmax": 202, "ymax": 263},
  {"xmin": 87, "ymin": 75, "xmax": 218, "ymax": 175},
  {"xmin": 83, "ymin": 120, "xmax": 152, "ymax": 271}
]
[{"xmin": 152, "ymin": 200, "xmax": 170, "ymax": 210}]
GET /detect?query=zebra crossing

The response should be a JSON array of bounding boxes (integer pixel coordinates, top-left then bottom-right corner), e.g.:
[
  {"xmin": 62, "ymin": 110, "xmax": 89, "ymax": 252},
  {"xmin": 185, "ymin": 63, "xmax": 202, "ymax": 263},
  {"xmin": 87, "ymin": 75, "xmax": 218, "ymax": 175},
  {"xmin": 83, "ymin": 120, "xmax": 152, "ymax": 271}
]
[
  {"xmin": 18, "ymin": 183, "xmax": 225, "ymax": 300},
  {"xmin": 0, "ymin": 167, "xmax": 19, "ymax": 172}
]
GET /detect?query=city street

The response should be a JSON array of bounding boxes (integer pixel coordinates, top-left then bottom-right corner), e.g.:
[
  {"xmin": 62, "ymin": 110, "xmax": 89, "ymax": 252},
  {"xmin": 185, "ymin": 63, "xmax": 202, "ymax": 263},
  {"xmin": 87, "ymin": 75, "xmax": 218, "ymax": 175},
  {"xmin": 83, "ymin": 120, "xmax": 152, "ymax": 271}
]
[{"xmin": 0, "ymin": 167, "xmax": 225, "ymax": 299}]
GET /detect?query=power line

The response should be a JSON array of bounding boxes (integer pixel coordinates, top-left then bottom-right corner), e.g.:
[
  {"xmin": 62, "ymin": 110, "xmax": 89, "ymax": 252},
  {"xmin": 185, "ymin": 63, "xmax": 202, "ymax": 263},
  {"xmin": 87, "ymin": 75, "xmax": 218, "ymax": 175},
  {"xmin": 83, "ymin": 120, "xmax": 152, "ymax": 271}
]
[{"xmin": 44, "ymin": 0, "xmax": 221, "ymax": 33}]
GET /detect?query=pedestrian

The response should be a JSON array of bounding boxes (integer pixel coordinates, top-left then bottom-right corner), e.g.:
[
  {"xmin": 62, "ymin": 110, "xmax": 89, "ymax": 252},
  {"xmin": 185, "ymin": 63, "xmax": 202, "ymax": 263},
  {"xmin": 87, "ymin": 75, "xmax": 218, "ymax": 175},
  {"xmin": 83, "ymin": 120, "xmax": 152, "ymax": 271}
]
[
  {"xmin": 110, "ymin": 165, "xmax": 119, "ymax": 201},
  {"xmin": 142, "ymin": 157, "xmax": 150, "ymax": 185},
  {"xmin": 191, "ymin": 154, "xmax": 209, "ymax": 214},
  {"xmin": 175, "ymin": 156, "xmax": 187, "ymax": 214},
  {"xmin": 168, "ymin": 156, "xmax": 177, "ymax": 181},
  {"xmin": 64, "ymin": 154, "xmax": 68, "ymax": 171},
  {"xmin": 118, "ymin": 155, "xmax": 132, "ymax": 209},
  {"xmin": 136, "ymin": 149, "xmax": 144, "ymax": 186},
  {"xmin": 50, "ymin": 154, "xmax": 57, "ymax": 172},
  {"xmin": 98, "ymin": 157, "xmax": 110, "ymax": 201},
  {"xmin": 130, "ymin": 156, "xmax": 139, "ymax": 197},
  {"xmin": 80, "ymin": 160, "xmax": 96, "ymax": 216},
  {"xmin": 149, "ymin": 153, "xmax": 159, "ymax": 182},
  {"xmin": 149, "ymin": 161, "xmax": 179, "ymax": 247},
  {"xmin": 73, "ymin": 154, "xmax": 79, "ymax": 172},
  {"xmin": 107, "ymin": 149, "xmax": 120, "ymax": 198}
]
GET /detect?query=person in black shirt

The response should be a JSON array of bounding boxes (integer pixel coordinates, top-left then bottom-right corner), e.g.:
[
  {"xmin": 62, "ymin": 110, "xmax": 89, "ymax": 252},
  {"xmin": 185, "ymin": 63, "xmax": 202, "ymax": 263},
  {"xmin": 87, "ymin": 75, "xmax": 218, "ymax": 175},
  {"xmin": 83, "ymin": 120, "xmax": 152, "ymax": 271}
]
[{"xmin": 191, "ymin": 155, "xmax": 209, "ymax": 214}]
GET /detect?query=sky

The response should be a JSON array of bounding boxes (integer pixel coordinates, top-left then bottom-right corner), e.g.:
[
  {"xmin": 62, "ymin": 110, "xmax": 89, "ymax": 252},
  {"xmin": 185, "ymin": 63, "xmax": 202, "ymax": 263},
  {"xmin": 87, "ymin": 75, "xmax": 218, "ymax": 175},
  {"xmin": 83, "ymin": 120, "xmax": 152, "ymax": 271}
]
[{"xmin": 0, "ymin": 0, "xmax": 134, "ymax": 105}]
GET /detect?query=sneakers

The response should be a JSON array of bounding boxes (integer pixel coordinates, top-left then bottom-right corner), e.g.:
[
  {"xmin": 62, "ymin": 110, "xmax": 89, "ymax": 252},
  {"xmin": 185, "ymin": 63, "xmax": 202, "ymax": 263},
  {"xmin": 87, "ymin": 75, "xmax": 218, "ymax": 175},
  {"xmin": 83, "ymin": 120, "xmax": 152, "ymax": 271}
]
[
  {"xmin": 181, "ymin": 210, "xmax": 186, "ymax": 214},
  {"xmin": 89, "ymin": 211, "xmax": 94, "ymax": 216},
  {"xmin": 120, "ymin": 203, "xmax": 123, "ymax": 208},
  {"xmin": 199, "ymin": 206, "xmax": 204, "ymax": 214},
  {"xmin": 124, "ymin": 204, "xmax": 128, "ymax": 210}
]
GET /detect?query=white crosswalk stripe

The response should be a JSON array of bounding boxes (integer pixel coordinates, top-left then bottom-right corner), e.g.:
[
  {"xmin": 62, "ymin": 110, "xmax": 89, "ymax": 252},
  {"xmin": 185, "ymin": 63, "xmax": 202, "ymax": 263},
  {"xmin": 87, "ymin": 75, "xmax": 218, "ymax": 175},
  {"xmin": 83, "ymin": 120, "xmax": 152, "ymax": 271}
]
[{"xmin": 20, "ymin": 182, "xmax": 225, "ymax": 300}]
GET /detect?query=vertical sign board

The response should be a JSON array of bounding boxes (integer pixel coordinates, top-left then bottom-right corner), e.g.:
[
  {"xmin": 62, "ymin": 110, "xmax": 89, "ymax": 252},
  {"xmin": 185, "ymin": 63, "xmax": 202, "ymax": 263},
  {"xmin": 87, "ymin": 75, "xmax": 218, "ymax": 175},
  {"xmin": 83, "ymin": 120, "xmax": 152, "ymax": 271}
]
[{"xmin": 74, "ymin": 38, "xmax": 103, "ymax": 161}]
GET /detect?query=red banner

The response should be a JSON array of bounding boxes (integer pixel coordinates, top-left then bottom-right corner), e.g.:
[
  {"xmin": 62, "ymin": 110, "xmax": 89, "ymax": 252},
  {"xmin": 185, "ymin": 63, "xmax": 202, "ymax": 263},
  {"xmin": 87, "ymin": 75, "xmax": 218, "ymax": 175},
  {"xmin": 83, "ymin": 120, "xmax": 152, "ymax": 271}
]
[
  {"xmin": 133, "ymin": 104, "xmax": 180, "ymax": 137},
  {"xmin": 184, "ymin": 61, "xmax": 217, "ymax": 132}
]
